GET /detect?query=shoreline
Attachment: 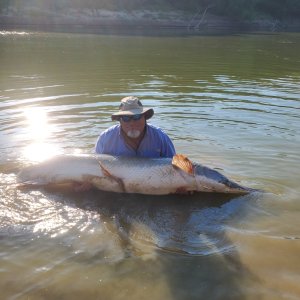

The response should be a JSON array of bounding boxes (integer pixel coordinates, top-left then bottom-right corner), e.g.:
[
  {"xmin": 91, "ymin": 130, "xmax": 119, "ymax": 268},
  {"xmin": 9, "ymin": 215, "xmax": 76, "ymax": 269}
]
[{"xmin": 1, "ymin": 9, "xmax": 300, "ymax": 33}]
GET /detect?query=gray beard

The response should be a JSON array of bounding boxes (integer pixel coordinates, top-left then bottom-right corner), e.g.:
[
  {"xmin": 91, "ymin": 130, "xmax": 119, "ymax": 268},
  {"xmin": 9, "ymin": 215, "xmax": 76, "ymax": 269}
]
[{"xmin": 126, "ymin": 129, "xmax": 141, "ymax": 139}]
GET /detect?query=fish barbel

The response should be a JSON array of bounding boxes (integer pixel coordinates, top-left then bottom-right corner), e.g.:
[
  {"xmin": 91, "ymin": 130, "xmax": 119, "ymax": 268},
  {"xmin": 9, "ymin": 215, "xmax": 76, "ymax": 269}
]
[{"xmin": 17, "ymin": 154, "xmax": 255, "ymax": 195}]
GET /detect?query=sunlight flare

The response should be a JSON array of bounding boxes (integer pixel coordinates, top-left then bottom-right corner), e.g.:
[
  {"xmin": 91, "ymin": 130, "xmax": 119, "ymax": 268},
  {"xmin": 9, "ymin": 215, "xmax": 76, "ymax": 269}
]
[{"xmin": 22, "ymin": 107, "xmax": 61, "ymax": 162}]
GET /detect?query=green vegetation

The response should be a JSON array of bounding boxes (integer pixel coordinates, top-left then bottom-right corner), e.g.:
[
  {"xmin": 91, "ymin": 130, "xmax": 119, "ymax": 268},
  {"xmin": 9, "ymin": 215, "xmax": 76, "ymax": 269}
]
[
  {"xmin": 211, "ymin": 0, "xmax": 300, "ymax": 20},
  {"xmin": 1, "ymin": 0, "xmax": 300, "ymax": 21}
]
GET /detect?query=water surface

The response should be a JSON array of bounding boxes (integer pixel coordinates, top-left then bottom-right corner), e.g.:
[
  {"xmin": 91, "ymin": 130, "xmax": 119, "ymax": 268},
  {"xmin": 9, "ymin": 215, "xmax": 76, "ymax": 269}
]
[{"xmin": 0, "ymin": 30, "xmax": 300, "ymax": 300}]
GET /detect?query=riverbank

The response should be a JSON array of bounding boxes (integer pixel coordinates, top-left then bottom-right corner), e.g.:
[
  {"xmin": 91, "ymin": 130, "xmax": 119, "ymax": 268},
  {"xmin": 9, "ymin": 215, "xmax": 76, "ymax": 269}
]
[{"xmin": 1, "ymin": 7, "xmax": 300, "ymax": 33}]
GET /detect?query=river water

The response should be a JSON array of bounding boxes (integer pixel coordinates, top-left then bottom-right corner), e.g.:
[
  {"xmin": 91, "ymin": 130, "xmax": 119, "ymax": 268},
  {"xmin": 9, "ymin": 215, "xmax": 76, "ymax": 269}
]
[{"xmin": 0, "ymin": 29, "xmax": 299, "ymax": 300}]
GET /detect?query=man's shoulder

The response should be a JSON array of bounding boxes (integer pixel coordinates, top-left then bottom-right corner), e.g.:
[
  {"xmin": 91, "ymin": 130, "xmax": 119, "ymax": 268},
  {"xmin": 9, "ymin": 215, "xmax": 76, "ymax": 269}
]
[
  {"xmin": 100, "ymin": 124, "xmax": 120, "ymax": 136},
  {"xmin": 144, "ymin": 123, "xmax": 175, "ymax": 156},
  {"xmin": 146, "ymin": 123, "xmax": 167, "ymax": 136},
  {"xmin": 146, "ymin": 124, "xmax": 173, "ymax": 145},
  {"xmin": 96, "ymin": 124, "xmax": 121, "ymax": 153}
]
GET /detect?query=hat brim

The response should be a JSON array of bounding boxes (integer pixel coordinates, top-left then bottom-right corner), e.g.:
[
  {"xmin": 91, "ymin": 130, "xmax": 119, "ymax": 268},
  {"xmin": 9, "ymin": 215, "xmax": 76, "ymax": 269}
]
[{"xmin": 111, "ymin": 108, "xmax": 154, "ymax": 121}]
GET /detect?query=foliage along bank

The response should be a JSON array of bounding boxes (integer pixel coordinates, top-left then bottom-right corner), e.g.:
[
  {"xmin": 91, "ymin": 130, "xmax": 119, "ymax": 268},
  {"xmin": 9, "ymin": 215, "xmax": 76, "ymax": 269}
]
[{"xmin": 1, "ymin": 0, "xmax": 300, "ymax": 30}]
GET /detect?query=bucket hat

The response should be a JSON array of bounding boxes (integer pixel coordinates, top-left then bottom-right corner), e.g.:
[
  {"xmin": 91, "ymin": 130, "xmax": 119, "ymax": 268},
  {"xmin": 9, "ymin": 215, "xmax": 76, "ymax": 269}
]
[{"xmin": 111, "ymin": 96, "xmax": 154, "ymax": 121}]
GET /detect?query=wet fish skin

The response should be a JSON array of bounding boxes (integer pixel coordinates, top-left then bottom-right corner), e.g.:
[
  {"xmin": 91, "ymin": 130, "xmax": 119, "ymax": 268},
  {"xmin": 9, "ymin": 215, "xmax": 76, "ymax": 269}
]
[{"xmin": 17, "ymin": 154, "xmax": 254, "ymax": 195}]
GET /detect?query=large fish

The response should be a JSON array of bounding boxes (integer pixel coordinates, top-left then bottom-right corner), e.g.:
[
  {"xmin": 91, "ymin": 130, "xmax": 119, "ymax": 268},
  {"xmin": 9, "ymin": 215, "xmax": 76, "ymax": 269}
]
[{"xmin": 17, "ymin": 154, "xmax": 255, "ymax": 195}]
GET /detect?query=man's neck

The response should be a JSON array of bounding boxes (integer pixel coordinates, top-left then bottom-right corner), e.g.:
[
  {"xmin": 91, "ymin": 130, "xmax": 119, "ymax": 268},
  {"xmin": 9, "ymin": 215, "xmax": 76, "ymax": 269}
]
[{"xmin": 121, "ymin": 128, "xmax": 146, "ymax": 151}]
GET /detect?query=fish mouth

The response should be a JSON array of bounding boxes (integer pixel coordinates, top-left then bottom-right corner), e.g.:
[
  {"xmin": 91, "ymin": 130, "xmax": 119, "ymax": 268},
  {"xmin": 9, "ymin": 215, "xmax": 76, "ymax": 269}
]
[
  {"xmin": 223, "ymin": 178, "xmax": 247, "ymax": 192},
  {"xmin": 223, "ymin": 178, "xmax": 261, "ymax": 194},
  {"xmin": 195, "ymin": 164, "xmax": 255, "ymax": 194}
]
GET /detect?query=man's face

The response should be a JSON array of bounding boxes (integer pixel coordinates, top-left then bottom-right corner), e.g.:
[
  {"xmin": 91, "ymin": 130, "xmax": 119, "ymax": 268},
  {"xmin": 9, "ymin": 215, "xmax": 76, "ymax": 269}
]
[{"xmin": 120, "ymin": 114, "xmax": 146, "ymax": 138}]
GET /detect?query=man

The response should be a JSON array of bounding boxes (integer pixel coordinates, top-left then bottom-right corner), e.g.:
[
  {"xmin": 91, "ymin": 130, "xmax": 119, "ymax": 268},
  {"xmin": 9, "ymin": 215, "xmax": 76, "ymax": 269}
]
[
  {"xmin": 95, "ymin": 96, "xmax": 175, "ymax": 158},
  {"xmin": 75, "ymin": 96, "xmax": 175, "ymax": 191}
]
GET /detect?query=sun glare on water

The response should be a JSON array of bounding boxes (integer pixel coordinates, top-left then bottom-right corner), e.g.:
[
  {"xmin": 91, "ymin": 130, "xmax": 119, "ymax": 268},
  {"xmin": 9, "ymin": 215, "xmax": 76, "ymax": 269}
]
[{"xmin": 22, "ymin": 107, "xmax": 62, "ymax": 162}]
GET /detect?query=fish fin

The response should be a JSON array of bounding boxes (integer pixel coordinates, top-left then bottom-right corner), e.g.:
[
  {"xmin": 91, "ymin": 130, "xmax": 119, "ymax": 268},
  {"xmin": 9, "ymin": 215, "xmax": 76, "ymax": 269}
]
[
  {"xmin": 98, "ymin": 162, "xmax": 126, "ymax": 193},
  {"xmin": 172, "ymin": 154, "xmax": 195, "ymax": 176}
]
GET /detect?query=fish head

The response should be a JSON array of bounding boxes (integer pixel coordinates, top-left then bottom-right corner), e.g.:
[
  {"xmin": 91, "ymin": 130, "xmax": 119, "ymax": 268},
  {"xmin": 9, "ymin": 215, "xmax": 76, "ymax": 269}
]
[{"xmin": 193, "ymin": 163, "xmax": 251, "ymax": 194}]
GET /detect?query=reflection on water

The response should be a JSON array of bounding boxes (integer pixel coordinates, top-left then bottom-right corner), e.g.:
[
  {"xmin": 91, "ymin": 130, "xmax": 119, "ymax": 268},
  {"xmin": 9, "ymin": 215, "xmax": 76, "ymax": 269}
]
[
  {"xmin": 0, "ymin": 177, "xmax": 260, "ymax": 299},
  {"xmin": 22, "ymin": 107, "xmax": 61, "ymax": 162},
  {"xmin": 0, "ymin": 30, "xmax": 300, "ymax": 299}
]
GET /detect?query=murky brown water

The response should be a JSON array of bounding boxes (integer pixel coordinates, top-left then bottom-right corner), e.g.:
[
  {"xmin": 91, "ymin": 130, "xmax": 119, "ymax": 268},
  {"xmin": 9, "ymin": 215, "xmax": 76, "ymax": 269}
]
[{"xmin": 0, "ymin": 29, "xmax": 300, "ymax": 299}]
